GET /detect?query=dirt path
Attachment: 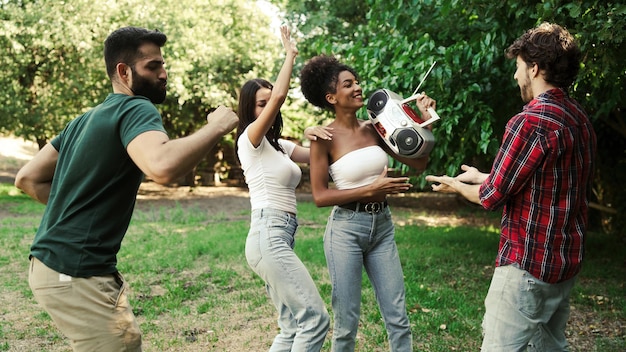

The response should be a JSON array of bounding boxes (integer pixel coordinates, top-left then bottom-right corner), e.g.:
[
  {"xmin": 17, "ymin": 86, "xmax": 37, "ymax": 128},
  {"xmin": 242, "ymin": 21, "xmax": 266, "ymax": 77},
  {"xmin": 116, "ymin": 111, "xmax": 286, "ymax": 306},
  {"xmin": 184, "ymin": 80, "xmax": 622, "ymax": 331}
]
[
  {"xmin": 134, "ymin": 180, "xmax": 497, "ymax": 228},
  {"xmin": 0, "ymin": 134, "xmax": 492, "ymax": 227}
]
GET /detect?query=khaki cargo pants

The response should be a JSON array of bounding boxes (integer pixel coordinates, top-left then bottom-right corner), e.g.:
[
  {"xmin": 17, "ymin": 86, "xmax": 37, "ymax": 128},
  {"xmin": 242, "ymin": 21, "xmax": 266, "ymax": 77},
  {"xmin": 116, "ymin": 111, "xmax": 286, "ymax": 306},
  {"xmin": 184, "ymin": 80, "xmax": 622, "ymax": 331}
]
[{"xmin": 29, "ymin": 257, "xmax": 142, "ymax": 351}]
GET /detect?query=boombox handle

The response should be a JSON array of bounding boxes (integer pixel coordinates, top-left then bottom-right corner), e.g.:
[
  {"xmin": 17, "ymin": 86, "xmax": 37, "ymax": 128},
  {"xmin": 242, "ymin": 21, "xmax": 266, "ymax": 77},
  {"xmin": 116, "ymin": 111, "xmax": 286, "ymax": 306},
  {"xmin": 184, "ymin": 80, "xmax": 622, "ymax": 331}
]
[
  {"xmin": 401, "ymin": 61, "xmax": 440, "ymax": 128},
  {"xmin": 400, "ymin": 94, "xmax": 441, "ymax": 128}
]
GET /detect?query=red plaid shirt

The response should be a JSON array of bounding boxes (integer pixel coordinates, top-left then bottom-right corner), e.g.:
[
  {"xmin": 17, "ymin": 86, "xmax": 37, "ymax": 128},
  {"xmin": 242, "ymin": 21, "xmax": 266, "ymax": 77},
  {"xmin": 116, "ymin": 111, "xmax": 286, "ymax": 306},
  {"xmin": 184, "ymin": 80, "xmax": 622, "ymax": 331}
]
[{"xmin": 479, "ymin": 88, "xmax": 596, "ymax": 283}]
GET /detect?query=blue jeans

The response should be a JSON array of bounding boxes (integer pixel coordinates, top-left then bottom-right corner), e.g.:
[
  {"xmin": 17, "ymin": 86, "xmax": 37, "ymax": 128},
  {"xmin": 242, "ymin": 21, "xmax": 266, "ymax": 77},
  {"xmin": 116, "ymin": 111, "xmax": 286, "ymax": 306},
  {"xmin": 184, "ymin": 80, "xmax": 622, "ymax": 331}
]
[
  {"xmin": 481, "ymin": 264, "xmax": 576, "ymax": 352},
  {"xmin": 324, "ymin": 206, "xmax": 412, "ymax": 352},
  {"xmin": 246, "ymin": 208, "xmax": 330, "ymax": 352}
]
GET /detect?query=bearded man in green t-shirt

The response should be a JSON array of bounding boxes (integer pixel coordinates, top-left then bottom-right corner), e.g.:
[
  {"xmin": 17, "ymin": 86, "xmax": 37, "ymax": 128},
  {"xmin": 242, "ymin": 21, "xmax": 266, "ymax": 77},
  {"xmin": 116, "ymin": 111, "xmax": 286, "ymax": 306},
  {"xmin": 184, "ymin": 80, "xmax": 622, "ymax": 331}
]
[{"xmin": 14, "ymin": 26, "xmax": 238, "ymax": 352}]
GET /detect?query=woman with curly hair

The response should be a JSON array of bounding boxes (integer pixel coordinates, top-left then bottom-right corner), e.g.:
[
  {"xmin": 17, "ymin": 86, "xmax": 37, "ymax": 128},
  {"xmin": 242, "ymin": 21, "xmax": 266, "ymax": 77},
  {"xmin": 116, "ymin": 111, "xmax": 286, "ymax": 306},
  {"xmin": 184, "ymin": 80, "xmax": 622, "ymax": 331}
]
[{"xmin": 300, "ymin": 54, "xmax": 437, "ymax": 351}]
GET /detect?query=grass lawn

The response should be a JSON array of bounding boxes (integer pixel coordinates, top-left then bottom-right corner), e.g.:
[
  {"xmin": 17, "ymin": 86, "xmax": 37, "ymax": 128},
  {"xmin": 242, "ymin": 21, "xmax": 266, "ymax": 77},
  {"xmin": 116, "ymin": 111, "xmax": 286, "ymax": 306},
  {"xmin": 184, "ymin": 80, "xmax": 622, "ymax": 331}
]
[{"xmin": 0, "ymin": 182, "xmax": 624, "ymax": 351}]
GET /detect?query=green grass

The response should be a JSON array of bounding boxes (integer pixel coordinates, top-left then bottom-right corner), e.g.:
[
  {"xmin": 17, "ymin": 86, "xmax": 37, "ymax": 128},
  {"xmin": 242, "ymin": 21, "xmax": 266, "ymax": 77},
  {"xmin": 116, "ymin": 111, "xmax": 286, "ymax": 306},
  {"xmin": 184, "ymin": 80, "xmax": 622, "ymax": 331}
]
[{"xmin": 1, "ymin": 182, "xmax": 624, "ymax": 351}]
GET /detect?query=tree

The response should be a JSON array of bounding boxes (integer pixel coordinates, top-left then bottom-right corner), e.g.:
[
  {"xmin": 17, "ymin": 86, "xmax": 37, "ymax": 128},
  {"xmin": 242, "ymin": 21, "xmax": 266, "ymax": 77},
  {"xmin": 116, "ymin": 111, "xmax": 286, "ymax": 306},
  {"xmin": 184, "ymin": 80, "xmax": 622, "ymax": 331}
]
[
  {"xmin": 280, "ymin": 0, "xmax": 626, "ymax": 233},
  {"xmin": 1, "ymin": 0, "xmax": 281, "ymax": 184},
  {"xmin": 0, "ymin": 0, "xmax": 110, "ymax": 148}
]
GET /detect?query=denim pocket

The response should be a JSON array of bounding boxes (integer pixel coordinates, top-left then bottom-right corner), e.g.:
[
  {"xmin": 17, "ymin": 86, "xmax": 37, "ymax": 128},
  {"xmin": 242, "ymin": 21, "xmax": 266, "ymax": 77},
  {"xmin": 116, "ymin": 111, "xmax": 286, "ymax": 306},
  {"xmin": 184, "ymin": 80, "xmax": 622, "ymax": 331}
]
[
  {"xmin": 517, "ymin": 273, "xmax": 544, "ymax": 318},
  {"xmin": 267, "ymin": 216, "xmax": 290, "ymax": 229},
  {"xmin": 331, "ymin": 206, "xmax": 356, "ymax": 221},
  {"xmin": 267, "ymin": 214, "xmax": 296, "ymax": 248},
  {"xmin": 245, "ymin": 230, "xmax": 262, "ymax": 268}
]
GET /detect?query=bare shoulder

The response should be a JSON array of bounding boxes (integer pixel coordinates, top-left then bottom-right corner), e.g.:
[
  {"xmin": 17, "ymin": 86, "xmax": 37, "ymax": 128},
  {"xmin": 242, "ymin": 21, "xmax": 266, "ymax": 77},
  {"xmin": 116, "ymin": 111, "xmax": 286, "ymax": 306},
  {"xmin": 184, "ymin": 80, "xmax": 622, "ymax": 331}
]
[{"xmin": 360, "ymin": 119, "xmax": 382, "ymax": 142}]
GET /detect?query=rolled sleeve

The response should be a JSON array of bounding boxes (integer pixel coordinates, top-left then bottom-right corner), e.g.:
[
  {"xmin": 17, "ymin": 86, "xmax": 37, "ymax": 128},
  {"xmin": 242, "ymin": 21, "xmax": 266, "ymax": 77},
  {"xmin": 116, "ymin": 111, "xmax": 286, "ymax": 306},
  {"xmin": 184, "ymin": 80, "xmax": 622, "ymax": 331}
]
[
  {"xmin": 479, "ymin": 180, "xmax": 505, "ymax": 210},
  {"xmin": 480, "ymin": 113, "xmax": 545, "ymax": 211}
]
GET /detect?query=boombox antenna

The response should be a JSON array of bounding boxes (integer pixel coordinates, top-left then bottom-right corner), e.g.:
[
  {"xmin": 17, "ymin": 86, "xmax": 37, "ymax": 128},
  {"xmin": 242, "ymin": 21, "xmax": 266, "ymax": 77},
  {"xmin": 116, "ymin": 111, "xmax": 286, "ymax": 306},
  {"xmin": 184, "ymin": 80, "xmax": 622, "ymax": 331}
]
[{"xmin": 411, "ymin": 61, "xmax": 437, "ymax": 96}]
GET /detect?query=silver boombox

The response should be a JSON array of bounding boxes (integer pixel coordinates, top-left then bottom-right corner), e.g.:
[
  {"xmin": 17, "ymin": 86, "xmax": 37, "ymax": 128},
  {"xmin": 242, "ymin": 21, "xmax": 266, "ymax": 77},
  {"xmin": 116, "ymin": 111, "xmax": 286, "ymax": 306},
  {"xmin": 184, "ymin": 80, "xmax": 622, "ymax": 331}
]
[
  {"xmin": 366, "ymin": 62, "xmax": 440, "ymax": 159},
  {"xmin": 367, "ymin": 89, "xmax": 440, "ymax": 159}
]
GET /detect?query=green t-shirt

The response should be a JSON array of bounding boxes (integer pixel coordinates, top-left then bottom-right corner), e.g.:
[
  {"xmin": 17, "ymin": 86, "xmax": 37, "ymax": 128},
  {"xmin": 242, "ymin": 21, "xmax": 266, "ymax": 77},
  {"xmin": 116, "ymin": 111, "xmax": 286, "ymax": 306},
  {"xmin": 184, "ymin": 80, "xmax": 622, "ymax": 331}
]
[{"xmin": 30, "ymin": 93, "xmax": 166, "ymax": 277}]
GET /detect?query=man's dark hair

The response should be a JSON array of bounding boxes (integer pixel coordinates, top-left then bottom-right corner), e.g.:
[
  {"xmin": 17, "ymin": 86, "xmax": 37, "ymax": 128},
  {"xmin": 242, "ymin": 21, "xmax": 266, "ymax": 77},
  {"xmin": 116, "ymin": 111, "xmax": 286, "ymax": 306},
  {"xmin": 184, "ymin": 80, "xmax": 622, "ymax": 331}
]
[
  {"xmin": 506, "ymin": 22, "xmax": 582, "ymax": 88},
  {"xmin": 104, "ymin": 27, "xmax": 167, "ymax": 79}
]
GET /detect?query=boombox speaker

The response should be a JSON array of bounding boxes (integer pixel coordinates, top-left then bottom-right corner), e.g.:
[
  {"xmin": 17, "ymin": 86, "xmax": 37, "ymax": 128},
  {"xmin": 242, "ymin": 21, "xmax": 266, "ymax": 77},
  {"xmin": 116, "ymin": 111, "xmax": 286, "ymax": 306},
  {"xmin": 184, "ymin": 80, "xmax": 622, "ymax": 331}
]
[{"xmin": 367, "ymin": 89, "xmax": 440, "ymax": 159}]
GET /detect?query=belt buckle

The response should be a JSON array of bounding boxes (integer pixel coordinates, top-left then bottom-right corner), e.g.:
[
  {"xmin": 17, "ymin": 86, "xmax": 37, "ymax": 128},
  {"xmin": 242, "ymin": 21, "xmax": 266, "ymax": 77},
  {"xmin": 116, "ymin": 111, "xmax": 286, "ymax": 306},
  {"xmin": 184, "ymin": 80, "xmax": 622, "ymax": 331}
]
[{"xmin": 364, "ymin": 202, "xmax": 381, "ymax": 213}]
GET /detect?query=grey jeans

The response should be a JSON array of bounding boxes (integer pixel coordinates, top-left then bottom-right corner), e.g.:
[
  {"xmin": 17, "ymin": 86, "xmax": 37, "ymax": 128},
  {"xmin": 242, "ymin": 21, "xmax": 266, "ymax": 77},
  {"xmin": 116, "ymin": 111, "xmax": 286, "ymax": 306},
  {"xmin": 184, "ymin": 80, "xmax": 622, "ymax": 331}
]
[
  {"xmin": 481, "ymin": 264, "xmax": 576, "ymax": 351},
  {"xmin": 246, "ymin": 208, "xmax": 330, "ymax": 352}
]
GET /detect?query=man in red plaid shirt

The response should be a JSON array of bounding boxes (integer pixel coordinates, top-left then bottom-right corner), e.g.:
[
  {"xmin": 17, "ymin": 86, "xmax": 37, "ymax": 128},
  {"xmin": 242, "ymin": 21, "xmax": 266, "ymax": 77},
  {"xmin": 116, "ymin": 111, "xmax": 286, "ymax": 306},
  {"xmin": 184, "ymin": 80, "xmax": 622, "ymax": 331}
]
[{"xmin": 426, "ymin": 22, "xmax": 596, "ymax": 351}]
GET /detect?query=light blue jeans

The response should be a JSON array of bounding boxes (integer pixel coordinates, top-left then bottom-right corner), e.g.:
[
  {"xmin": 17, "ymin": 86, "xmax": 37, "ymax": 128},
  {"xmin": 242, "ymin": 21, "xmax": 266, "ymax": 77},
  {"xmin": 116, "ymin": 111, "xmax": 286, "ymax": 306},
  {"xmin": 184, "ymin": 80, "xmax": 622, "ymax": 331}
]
[
  {"xmin": 246, "ymin": 208, "xmax": 330, "ymax": 352},
  {"xmin": 324, "ymin": 206, "xmax": 412, "ymax": 352},
  {"xmin": 481, "ymin": 264, "xmax": 576, "ymax": 352}
]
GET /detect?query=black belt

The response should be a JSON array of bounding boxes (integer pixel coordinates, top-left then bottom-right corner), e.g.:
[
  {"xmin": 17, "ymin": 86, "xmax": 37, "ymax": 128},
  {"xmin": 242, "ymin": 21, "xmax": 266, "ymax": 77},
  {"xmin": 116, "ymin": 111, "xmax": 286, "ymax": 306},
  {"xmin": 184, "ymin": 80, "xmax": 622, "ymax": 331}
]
[{"xmin": 339, "ymin": 200, "xmax": 388, "ymax": 213}]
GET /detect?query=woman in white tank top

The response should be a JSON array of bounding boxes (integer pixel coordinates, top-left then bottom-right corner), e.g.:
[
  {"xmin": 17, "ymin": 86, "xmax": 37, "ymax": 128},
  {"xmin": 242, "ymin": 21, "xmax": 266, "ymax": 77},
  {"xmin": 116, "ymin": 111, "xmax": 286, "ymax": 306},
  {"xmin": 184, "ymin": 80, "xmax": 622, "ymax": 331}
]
[
  {"xmin": 235, "ymin": 27, "xmax": 333, "ymax": 352},
  {"xmin": 300, "ymin": 55, "xmax": 437, "ymax": 352}
]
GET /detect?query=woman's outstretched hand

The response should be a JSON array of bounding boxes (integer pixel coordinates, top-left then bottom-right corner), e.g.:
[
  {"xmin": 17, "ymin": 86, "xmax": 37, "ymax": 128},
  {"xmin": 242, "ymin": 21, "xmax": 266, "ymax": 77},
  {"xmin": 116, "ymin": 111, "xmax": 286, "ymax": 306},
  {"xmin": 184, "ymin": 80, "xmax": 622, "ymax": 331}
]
[
  {"xmin": 369, "ymin": 166, "xmax": 412, "ymax": 197},
  {"xmin": 280, "ymin": 25, "xmax": 298, "ymax": 60}
]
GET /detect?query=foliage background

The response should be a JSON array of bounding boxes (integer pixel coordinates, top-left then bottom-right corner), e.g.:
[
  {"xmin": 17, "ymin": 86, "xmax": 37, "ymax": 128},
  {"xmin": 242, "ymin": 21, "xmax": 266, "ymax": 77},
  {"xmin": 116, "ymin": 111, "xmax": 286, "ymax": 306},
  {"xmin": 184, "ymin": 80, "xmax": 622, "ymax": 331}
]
[
  {"xmin": 282, "ymin": 0, "xmax": 626, "ymax": 234},
  {"xmin": 1, "ymin": 0, "xmax": 624, "ymax": 234}
]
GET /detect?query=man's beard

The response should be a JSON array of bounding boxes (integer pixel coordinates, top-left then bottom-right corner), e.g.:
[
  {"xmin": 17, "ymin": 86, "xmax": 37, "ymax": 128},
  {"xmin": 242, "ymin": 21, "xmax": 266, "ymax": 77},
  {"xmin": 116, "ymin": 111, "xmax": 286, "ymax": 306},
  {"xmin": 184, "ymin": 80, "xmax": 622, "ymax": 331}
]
[
  {"xmin": 130, "ymin": 67, "xmax": 167, "ymax": 104},
  {"xmin": 519, "ymin": 72, "xmax": 533, "ymax": 103}
]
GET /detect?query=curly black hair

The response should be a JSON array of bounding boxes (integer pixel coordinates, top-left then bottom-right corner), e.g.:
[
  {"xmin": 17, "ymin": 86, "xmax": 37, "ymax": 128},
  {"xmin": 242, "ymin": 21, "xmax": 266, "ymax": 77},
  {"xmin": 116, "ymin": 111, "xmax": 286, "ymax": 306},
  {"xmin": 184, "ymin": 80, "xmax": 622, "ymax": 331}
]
[
  {"xmin": 506, "ymin": 22, "xmax": 582, "ymax": 88},
  {"xmin": 299, "ymin": 55, "xmax": 359, "ymax": 111}
]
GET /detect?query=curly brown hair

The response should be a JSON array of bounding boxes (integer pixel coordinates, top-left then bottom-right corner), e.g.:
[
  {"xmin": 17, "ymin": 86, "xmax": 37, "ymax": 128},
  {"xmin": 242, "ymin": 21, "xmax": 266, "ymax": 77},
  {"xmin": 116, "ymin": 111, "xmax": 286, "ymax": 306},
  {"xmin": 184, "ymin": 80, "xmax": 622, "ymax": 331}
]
[
  {"xmin": 506, "ymin": 22, "xmax": 582, "ymax": 88},
  {"xmin": 299, "ymin": 55, "xmax": 359, "ymax": 111}
]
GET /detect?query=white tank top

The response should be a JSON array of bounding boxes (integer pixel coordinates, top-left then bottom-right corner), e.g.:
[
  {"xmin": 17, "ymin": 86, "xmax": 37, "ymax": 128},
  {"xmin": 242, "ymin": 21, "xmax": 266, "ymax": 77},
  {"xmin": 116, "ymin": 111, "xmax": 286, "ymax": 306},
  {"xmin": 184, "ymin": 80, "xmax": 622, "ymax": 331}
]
[
  {"xmin": 329, "ymin": 145, "xmax": 388, "ymax": 189},
  {"xmin": 237, "ymin": 128, "xmax": 301, "ymax": 213}
]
